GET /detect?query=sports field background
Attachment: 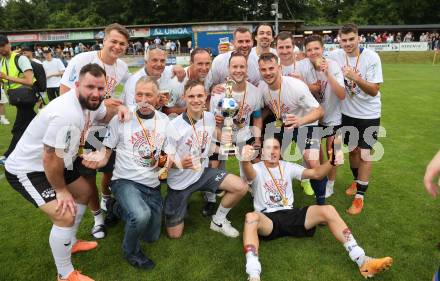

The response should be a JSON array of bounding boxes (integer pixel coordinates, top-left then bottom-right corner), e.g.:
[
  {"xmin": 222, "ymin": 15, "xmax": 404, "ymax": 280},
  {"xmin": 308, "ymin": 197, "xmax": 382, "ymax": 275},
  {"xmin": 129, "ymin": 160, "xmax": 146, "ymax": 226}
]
[{"xmin": 0, "ymin": 53, "xmax": 439, "ymax": 280}]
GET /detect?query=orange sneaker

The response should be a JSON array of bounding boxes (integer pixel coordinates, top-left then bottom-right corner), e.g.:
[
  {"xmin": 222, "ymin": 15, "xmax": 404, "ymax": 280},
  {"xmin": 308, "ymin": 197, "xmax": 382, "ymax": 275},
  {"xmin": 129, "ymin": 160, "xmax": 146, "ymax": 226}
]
[
  {"xmin": 347, "ymin": 197, "xmax": 364, "ymax": 215},
  {"xmin": 345, "ymin": 182, "xmax": 357, "ymax": 196},
  {"xmin": 57, "ymin": 270, "xmax": 94, "ymax": 281},
  {"xmin": 359, "ymin": 256, "xmax": 393, "ymax": 278},
  {"xmin": 71, "ymin": 240, "xmax": 98, "ymax": 254}
]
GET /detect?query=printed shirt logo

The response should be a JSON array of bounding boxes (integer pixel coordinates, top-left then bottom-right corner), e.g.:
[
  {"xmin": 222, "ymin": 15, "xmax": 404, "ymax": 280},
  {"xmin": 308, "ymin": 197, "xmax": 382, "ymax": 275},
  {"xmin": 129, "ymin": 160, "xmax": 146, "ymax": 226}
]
[
  {"xmin": 343, "ymin": 68, "xmax": 362, "ymax": 96},
  {"xmin": 185, "ymin": 130, "xmax": 210, "ymax": 156},
  {"xmin": 262, "ymin": 178, "xmax": 288, "ymax": 208},
  {"xmin": 68, "ymin": 65, "xmax": 77, "ymax": 82},
  {"xmin": 64, "ymin": 130, "xmax": 71, "ymax": 153},
  {"xmin": 105, "ymin": 76, "xmax": 118, "ymax": 97},
  {"xmin": 130, "ymin": 130, "xmax": 164, "ymax": 168},
  {"xmin": 314, "ymin": 80, "xmax": 328, "ymax": 104}
]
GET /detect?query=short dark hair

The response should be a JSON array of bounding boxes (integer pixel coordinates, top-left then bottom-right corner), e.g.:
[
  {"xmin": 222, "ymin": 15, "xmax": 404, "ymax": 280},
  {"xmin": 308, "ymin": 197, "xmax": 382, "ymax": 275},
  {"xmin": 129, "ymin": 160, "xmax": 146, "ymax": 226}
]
[
  {"xmin": 0, "ymin": 34, "xmax": 9, "ymax": 46},
  {"xmin": 190, "ymin": 48, "xmax": 211, "ymax": 63},
  {"xmin": 254, "ymin": 23, "xmax": 275, "ymax": 39},
  {"xmin": 339, "ymin": 23, "xmax": 358, "ymax": 35},
  {"xmin": 304, "ymin": 35, "xmax": 324, "ymax": 48},
  {"xmin": 79, "ymin": 63, "xmax": 106, "ymax": 79},
  {"xmin": 276, "ymin": 31, "xmax": 294, "ymax": 44},
  {"xmin": 104, "ymin": 23, "xmax": 130, "ymax": 41},
  {"xmin": 184, "ymin": 79, "xmax": 205, "ymax": 95},
  {"xmin": 233, "ymin": 27, "xmax": 252, "ymax": 38},
  {"xmin": 228, "ymin": 51, "xmax": 247, "ymax": 65},
  {"xmin": 258, "ymin": 52, "xmax": 279, "ymax": 64}
]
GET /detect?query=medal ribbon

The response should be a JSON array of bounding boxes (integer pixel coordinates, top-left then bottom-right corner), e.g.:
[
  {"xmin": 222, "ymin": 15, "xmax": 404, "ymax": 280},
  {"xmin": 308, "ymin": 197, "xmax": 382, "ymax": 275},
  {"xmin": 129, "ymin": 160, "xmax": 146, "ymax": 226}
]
[
  {"xmin": 187, "ymin": 112, "xmax": 206, "ymax": 154},
  {"xmin": 264, "ymin": 162, "xmax": 288, "ymax": 206},
  {"xmin": 98, "ymin": 50, "xmax": 117, "ymax": 99},
  {"xmin": 267, "ymin": 78, "xmax": 282, "ymax": 120},
  {"xmin": 135, "ymin": 112, "xmax": 157, "ymax": 157},
  {"xmin": 78, "ymin": 111, "xmax": 91, "ymax": 155},
  {"xmin": 344, "ymin": 49, "xmax": 361, "ymax": 97}
]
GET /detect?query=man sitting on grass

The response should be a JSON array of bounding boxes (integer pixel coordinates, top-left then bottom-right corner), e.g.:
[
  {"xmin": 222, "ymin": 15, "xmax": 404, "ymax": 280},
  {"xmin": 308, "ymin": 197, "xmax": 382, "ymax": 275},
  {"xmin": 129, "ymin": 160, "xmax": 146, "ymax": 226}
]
[{"xmin": 239, "ymin": 138, "xmax": 393, "ymax": 281}]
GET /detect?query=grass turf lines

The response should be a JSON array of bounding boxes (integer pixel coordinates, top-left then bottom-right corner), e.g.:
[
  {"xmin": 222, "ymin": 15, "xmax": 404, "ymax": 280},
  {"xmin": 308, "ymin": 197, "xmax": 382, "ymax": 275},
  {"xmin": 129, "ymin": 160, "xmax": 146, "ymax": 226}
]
[{"xmin": 0, "ymin": 63, "xmax": 439, "ymax": 281}]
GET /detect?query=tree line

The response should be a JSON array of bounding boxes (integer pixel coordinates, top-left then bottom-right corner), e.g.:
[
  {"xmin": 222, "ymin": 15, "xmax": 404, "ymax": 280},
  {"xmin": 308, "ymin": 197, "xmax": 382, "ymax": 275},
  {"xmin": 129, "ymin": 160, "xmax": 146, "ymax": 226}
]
[{"xmin": 0, "ymin": 0, "xmax": 439, "ymax": 30}]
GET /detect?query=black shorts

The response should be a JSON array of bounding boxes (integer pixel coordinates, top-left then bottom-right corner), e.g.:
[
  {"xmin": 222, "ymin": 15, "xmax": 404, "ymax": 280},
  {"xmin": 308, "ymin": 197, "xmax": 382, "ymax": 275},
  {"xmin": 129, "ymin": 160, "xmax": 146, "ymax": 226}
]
[
  {"xmin": 78, "ymin": 127, "xmax": 116, "ymax": 176},
  {"xmin": 164, "ymin": 168, "xmax": 227, "ymax": 227},
  {"xmin": 261, "ymin": 207, "xmax": 316, "ymax": 241},
  {"xmin": 273, "ymin": 125, "xmax": 321, "ymax": 151},
  {"xmin": 341, "ymin": 114, "xmax": 380, "ymax": 150},
  {"xmin": 318, "ymin": 124, "xmax": 341, "ymax": 139},
  {"xmin": 209, "ymin": 137, "xmax": 256, "ymax": 161},
  {"xmin": 5, "ymin": 161, "xmax": 81, "ymax": 208}
]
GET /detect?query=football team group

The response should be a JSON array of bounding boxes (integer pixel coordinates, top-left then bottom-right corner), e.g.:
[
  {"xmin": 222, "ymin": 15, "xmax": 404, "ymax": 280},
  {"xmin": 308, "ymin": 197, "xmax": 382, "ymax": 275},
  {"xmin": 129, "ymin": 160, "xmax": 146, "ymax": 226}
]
[{"xmin": 1, "ymin": 22, "xmax": 394, "ymax": 280}]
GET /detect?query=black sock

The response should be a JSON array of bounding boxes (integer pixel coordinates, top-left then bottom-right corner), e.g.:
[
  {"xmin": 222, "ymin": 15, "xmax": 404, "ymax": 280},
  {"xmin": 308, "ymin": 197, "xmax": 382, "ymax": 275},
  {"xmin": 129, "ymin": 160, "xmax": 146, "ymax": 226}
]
[
  {"xmin": 356, "ymin": 181, "xmax": 368, "ymax": 196},
  {"xmin": 350, "ymin": 167, "xmax": 358, "ymax": 180},
  {"xmin": 310, "ymin": 177, "xmax": 327, "ymax": 205}
]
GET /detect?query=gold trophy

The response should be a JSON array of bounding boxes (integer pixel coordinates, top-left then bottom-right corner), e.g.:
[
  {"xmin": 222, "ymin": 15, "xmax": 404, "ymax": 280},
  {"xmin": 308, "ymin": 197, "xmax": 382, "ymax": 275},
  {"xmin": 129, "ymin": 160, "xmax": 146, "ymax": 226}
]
[{"xmin": 219, "ymin": 78, "xmax": 239, "ymax": 156}]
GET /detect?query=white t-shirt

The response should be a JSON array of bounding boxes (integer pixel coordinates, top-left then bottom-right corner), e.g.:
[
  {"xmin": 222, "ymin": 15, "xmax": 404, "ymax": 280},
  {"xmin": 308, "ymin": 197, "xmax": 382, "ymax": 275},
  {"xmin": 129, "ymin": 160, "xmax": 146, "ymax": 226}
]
[
  {"xmin": 165, "ymin": 112, "xmax": 216, "ymax": 190},
  {"xmin": 43, "ymin": 58, "xmax": 66, "ymax": 88},
  {"xmin": 122, "ymin": 66, "xmax": 175, "ymax": 108},
  {"xmin": 209, "ymin": 81, "xmax": 262, "ymax": 143},
  {"xmin": 250, "ymin": 161, "xmax": 305, "ymax": 213},
  {"xmin": 259, "ymin": 76, "xmax": 320, "ymax": 127},
  {"xmin": 248, "ymin": 47, "xmax": 277, "ymax": 83},
  {"xmin": 61, "ymin": 51, "xmax": 130, "ymax": 97},
  {"xmin": 208, "ymin": 51, "xmax": 261, "ymax": 88},
  {"xmin": 297, "ymin": 58, "xmax": 344, "ymax": 126},
  {"xmin": 248, "ymin": 47, "xmax": 277, "ymax": 64},
  {"xmin": 328, "ymin": 48, "xmax": 383, "ymax": 119},
  {"xmin": 5, "ymin": 89, "xmax": 106, "ymax": 173},
  {"xmin": 280, "ymin": 59, "xmax": 307, "ymax": 77},
  {"xmin": 103, "ymin": 110, "xmax": 170, "ymax": 187},
  {"xmin": 166, "ymin": 66, "xmax": 211, "ymax": 108}
]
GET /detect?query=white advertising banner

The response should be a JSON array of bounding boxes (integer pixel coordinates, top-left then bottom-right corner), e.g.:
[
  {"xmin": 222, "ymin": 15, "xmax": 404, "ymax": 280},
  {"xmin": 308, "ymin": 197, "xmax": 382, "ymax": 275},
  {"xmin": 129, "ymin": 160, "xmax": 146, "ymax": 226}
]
[{"xmin": 324, "ymin": 42, "xmax": 429, "ymax": 52}]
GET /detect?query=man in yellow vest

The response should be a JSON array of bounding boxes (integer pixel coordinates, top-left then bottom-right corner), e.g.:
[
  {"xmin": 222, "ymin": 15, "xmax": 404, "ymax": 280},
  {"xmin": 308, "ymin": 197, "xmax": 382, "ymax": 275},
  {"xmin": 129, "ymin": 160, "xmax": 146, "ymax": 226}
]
[{"xmin": 0, "ymin": 34, "xmax": 35, "ymax": 165}]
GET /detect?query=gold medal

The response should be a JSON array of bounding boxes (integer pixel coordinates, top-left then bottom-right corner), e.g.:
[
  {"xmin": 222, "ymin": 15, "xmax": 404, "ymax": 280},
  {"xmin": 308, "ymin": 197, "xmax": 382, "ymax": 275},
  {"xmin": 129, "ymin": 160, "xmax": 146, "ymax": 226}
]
[
  {"xmin": 275, "ymin": 119, "xmax": 283, "ymax": 128},
  {"xmin": 282, "ymin": 197, "xmax": 288, "ymax": 206},
  {"xmin": 77, "ymin": 145, "xmax": 84, "ymax": 156}
]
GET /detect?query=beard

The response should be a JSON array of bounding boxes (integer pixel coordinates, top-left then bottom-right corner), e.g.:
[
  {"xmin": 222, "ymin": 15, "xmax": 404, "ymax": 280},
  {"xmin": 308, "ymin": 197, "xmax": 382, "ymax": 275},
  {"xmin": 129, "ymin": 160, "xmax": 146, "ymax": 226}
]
[{"xmin": 78, "ymin": 93, "xmax": 104, "ymax": 110}]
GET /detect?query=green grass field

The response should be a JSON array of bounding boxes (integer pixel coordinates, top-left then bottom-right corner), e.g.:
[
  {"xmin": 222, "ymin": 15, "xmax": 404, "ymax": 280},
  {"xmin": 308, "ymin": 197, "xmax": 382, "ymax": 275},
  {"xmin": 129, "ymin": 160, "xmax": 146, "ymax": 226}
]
[{"xmin": 0, "ymin": 62, "xmax": 440, "ymax": 281}]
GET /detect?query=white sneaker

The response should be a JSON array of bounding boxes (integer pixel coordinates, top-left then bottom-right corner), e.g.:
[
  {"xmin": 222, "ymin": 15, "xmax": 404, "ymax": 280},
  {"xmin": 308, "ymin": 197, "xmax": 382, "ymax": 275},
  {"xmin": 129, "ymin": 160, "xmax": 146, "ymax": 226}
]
[
  {"xmin": 91, "ymin": 224, "xmax": 106, "ymax": 239},
  {"xmin": 100, "ymin": 197, "xmax": 109, "ymax": 212},
  {"xmin": 0, "ymin": 116, "xmax": 10, "ymax": 125},
  {"xmin": 210, "ymin": 217, "xmax": 239, "ymax": 238},
  {"xmin": 325, "ymin": 183, "xmax": 334, "ymax": 198},
  {"xmin": 248, "ymin": 276, "xmax": 260, "ymax": 281}
]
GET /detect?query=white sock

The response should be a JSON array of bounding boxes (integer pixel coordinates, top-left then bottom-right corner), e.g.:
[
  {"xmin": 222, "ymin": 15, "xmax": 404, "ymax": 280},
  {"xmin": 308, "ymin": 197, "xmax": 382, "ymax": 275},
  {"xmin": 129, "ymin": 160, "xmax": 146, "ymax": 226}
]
[
  {"xmin": 245, "ymin": 254, "xmax": 261, "ymax": 278},
  {"xmin": 204, "ymin": 192, "xmax": 217, "ymax": 203},
  {"xmin": 93, "ymin": 209, "xmax": 105, "ymax": 226},
  {"xmin": 343, "ymin": 234, "xmax": 366, "ymax": 267},
  {"xmin": 354, "ymin": 194, "xmax": 364, "ymax": 199},
  {"xmin": 213, "ymin": 204, "xmax": 231, "ymax": 222},
  {"xmin": 71, "ymin": 203, "xmax": 86, "ymax": 245},
  {"xmin": 49, "ymin": 225, "xmax": 74, "ymax": 279},
  {"xmin": 327, "ymin": 180, "xmax": 335, "ymax": 188}
]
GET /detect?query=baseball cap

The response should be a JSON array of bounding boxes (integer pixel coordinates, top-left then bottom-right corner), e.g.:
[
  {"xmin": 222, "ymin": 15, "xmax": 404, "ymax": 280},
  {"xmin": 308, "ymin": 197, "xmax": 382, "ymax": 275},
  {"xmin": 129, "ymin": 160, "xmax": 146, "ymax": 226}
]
[{"xmin": 0, "ymin": 35, "xmax": 9, "ymax": 46}]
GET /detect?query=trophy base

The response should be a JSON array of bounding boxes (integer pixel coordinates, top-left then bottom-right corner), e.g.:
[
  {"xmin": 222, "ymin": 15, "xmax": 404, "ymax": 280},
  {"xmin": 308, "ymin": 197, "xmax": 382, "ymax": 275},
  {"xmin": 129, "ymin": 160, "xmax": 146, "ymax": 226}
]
[{"xmin": 219, "ymin": 145, "xmax": 237, "ymax": 156}]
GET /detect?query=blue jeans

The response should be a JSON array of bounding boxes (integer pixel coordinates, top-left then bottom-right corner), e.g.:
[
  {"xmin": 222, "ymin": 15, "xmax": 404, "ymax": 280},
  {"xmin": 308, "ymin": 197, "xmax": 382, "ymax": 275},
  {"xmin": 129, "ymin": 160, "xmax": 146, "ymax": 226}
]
[{"xmin": 111, "ymin": 179, "xmax": 163, "ymax": 259}]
